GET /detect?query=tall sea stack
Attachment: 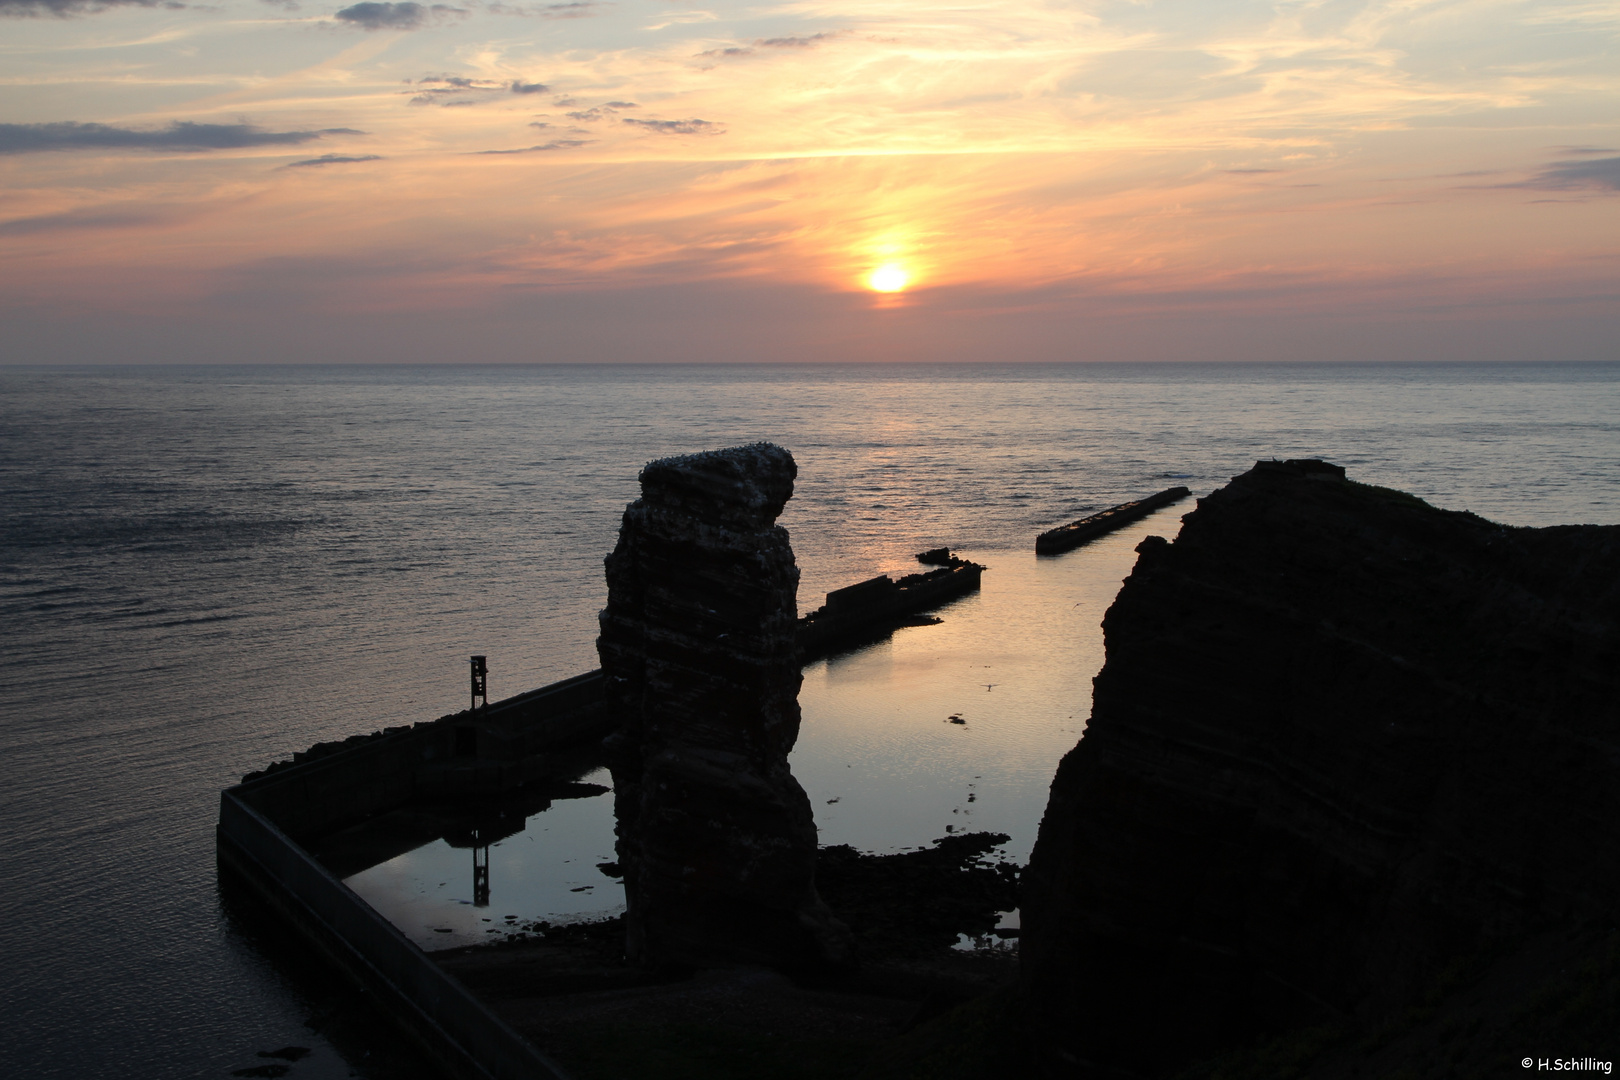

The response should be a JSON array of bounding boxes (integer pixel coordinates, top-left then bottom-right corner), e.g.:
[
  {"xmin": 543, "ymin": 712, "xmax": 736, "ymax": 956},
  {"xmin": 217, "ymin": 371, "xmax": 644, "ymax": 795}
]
[
  {"xmin": 597, "ymin": 443, "xmax": 852, "ymax": 971},
  {"xmin": 1019, "ymin": 459, "xmax": 1620, "ymax": 1076}
]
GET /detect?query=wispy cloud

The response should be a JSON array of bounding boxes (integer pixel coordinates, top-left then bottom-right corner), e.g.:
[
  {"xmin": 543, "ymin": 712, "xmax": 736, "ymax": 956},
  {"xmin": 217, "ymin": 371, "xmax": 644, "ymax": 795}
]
[
  {"xmin": 565, "ymin": 103, "xmax": 635, "ymax": 122},
  {"xmin": 334, "ymin": 1, "xmax": 463, "ymax": 30},
  {"xmin": 485, "ymin": 0, "xmax": 596, "ymax": 17},
  {"xmin": 1517, "ymin": 156, "xmax": 1620, "ymax": 191},
  {"xmin": 698, "ymin": 30, "xmax": 841, "ymax": 58},
  {"xmin": 474, "ymin": 138, "xmax": 591, "ymax": 154},
  {"xmin": 0, "ymin": 207, "xmax": 163, "ymax": 235},
  {"xmin": 0, "ymin": 0, "xmax": 182, "ymax": 15},
  {"xmin": 642, "ymin": 8, "xmax": 713, "ymax": 30},
  {"xmin": 0, "ymin": 121, "xmax": 361, "ymax": 153},
  {"xmin": 756, "ymin": 32, "xmax": 838, "ymax": 48},
  {"xmin": 283, "ymin": 153, "xmax": 382, "ymax": 167},
  {"xmin": 623, "ymin": 117, "xmax": 720, "ymax": 135},
  {"xmin": 411, "ymin": 75, "xmax": 491, "ymax": 88},
  {"xmin": 404, "ymin": 73, "xmax": 508, "ymax": 104}
]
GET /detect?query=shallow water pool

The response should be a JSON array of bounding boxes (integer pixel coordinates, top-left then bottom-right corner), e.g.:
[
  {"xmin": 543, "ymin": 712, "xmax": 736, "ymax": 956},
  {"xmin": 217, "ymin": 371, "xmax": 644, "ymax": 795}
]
[{"xmin": 334, "ymin": 502, "xmax": 1185, "ymax": 949}]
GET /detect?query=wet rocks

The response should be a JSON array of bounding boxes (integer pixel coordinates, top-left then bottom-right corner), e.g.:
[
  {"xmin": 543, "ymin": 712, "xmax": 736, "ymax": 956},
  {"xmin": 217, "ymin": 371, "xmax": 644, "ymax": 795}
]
[
  {"xmin": 816, "ymin": 833, "xmax": 1021, "ymax": 961},
  {"xmin": 597, "ymin": 443, "xmax": 852, "ymax": 971},
  {"xmin": 1019, "ymin": 459, "xmax": 1620, "ymax": 1076}
]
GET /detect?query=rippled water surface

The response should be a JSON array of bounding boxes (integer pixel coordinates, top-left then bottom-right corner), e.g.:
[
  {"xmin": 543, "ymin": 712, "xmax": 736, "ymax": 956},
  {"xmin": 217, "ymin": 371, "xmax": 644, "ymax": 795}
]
[{"xmin": 2, "ymin": 362, "xmax": 1616, "ymax": 1077}]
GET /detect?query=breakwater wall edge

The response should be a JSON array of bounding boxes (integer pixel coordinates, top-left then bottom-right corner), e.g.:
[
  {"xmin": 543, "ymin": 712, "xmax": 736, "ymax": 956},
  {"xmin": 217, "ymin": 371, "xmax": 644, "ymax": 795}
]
[
  {"xmin": 217, "ymin": 671, "xmax": 610, "ymax": 1080},
  {"xmin": 1035, "ymin": 485, "xmax": 1191, "ymax": 555},
  {"xmin": 215, "ymin": 562, "xmax": 993, "ymax": 1079}
]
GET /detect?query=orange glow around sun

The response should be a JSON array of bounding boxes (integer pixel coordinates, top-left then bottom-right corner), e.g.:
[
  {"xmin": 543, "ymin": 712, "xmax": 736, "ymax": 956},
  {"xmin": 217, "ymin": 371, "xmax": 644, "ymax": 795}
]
[{"xmin": 867, "ymin": 264, "xmax": 911, "ymax": 292}]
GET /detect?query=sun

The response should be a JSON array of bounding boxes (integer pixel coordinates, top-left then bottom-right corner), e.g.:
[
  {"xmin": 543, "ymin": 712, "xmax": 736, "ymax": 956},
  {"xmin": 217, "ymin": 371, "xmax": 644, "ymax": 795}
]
[{"xmin": 866, "ymin": 264, "xmax": 910, "ymax": 293}]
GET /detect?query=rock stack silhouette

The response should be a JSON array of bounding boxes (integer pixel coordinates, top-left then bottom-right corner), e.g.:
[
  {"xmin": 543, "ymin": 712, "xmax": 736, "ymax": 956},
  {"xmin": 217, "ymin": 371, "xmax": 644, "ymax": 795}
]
[{"xmin": 597, "ymin": 443, "xmax": 852, "ymax": 972}]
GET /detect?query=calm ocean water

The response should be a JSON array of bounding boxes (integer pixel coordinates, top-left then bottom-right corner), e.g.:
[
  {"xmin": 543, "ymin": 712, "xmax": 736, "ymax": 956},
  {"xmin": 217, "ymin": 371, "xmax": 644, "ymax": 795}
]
[{"xmin": 1, "ymin": 362, "xmax": 1616, "ymax": 1079}]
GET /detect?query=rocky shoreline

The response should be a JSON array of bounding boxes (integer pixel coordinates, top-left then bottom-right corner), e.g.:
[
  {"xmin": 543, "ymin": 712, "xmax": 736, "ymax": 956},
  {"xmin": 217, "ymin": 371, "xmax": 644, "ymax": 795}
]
[{"xmin": 431, "ymin": 832, "xmax": 1023, "ymax": 1080}]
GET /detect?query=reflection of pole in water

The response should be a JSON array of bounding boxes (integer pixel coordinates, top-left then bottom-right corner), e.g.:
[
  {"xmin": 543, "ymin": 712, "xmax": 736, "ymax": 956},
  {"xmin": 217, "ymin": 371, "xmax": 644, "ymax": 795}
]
[
  {"xmin": 448, "ymin": 814, "xmax": 524, "ymax": 908},
  {"xmin": 473, "ymin": 844, "xmax": 490, "ymax": 907}
]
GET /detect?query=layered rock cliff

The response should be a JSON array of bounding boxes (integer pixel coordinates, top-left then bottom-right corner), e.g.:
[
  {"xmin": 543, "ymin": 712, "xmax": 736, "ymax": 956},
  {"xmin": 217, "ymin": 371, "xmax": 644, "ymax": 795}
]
[
  {"xmin": 1019, "ymin": 459, "xmax": 1620, "ymax": 1076},
  {"xmin": 597, "ymin": 443, "xmax": 852, "ymax": 971}
]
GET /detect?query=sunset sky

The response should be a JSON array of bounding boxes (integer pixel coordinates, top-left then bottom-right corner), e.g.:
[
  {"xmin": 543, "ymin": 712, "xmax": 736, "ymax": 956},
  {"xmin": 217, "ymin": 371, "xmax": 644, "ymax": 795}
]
[{"xmin": 2, "ymin": 0, "xmax": 1617, "ymax": 363}]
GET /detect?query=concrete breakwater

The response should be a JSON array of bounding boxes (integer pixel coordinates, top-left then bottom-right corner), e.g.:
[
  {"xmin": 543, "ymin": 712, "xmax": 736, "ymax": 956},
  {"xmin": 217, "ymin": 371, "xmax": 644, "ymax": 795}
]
[
  {"xmin": 798, "ymin": 552, "xmax": 985, "ymax": 659},
  {"xmin": 237, "ymin": 554, "xmax": 984, "ymax": 800},
  {"xmin": 217, "ymin": 671, "xmax": 612, "ymax": 1080},
  {"xmin": 238, "ymin": 669, "xmax": 609, "ymax": 812},
  {"xmin": 216, "ymin": 546, "xmax": 987, "ymax": 1078},
  {"xmin": 1034, "ymin": 486, "xmax": 1191, "ymax": 555}
]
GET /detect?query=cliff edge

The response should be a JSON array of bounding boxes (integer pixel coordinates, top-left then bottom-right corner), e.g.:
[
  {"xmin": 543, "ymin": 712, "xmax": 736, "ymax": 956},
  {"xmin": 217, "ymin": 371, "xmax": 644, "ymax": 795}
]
[{"xmin": 1019, "ymin": 459, "xmax": 1620, "ymax": 1077}]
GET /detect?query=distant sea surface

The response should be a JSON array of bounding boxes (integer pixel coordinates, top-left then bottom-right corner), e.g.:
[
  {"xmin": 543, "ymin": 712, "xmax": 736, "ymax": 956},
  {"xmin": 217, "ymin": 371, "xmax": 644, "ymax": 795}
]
[{"xmin": 2, "ymin": 362, "xmax": 1617, "ymax": 1079}]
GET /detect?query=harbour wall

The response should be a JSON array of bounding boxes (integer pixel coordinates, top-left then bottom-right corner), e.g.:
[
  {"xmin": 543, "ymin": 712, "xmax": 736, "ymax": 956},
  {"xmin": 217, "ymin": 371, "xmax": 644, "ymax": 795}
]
[
  {"xmin": 216, "ymin": 574, "xmax": 983, "ymax": 1078},
  {"xmin": 217, "ymin": 795, "xmax": 572, "ymax": 1080},
  {"xmin": 239, "ymin": 669, "xmax": 608, "ymax": 839},
  {"xmin": 217, "ymin": 670, "xmax": 611, "ymax": 1080}
]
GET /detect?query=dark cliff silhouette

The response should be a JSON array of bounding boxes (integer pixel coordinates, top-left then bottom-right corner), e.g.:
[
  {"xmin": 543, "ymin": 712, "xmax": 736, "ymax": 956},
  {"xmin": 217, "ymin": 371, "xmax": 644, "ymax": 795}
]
[{"xmin": 1019, "ymin": 459, "xmax": 1620, "ymax": 1077}]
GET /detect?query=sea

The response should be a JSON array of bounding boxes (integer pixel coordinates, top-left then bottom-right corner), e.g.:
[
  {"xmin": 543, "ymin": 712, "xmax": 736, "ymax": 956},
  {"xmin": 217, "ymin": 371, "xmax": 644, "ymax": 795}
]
[{"xmin": 1, "ymin": 362, "xmax": 1616, "ymax": 1080}]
